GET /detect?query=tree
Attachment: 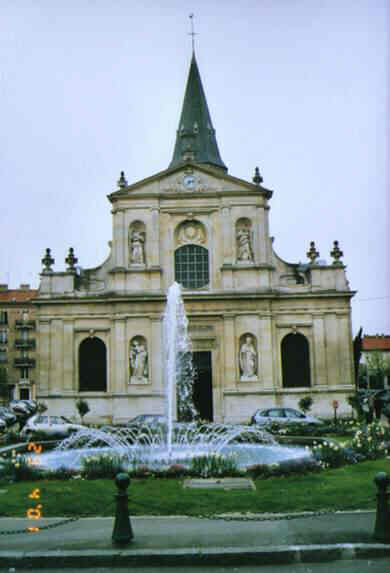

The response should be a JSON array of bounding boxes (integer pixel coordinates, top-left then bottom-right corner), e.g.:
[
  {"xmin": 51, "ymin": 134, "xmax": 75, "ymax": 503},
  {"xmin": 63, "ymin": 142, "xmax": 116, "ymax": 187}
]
[
  {"xmin": 365, "ymin": 352, "xmax": 390, "ymax": 389},
  {"xmin": 0, "ymin": 367, "xmax": 8, "ymax": 405},
  {"xmin": 298, "ymin": 396, "xmax": 313, "ymax": 414},
  {"xmin": 76, "ymin": 398, "xmax": 90, "ymax": 424}
]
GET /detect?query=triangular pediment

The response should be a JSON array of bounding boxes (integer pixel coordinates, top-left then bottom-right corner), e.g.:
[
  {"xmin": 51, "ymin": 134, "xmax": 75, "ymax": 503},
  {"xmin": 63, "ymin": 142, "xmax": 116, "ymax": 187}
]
[{"xmin": 108, "ymin": 162, "xmax": 272, "ymax": 201}]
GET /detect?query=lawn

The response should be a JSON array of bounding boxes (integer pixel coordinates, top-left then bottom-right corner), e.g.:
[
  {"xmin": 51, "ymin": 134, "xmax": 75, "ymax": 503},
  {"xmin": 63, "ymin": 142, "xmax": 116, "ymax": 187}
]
[{"xmin": 1, "ymin": 458, "xmax": 389, "ymax": 518}]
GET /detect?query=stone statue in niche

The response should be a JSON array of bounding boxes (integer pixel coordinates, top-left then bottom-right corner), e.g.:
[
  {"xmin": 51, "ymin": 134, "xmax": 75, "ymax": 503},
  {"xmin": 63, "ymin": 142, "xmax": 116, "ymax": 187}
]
[
  {"xmin": 239, "ymin": 334, "xmax": 258, "ymax": 380},
  {"xmin": 236, "ymin": 227, "xmax": 253, "ymax": 262},
  {"xmin": 130, "ymin": 229, "xmax": 145, "ymax": 264},
  {"xmin": 129, "ymin": 337, "xmax": 148, "ymax": 384}
]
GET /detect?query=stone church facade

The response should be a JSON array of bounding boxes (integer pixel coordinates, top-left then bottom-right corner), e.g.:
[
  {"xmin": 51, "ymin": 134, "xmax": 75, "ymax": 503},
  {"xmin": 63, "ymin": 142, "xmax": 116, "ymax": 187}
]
[{"xmin": 35, "ymin": 54, "xmax": 355, "ymax": 423}]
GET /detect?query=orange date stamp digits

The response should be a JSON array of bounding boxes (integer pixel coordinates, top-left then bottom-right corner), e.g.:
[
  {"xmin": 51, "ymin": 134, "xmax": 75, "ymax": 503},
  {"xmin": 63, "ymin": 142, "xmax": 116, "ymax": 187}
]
[{"xmin": 26, "ymin": 442, "xmax": 43, "ymax": 532}]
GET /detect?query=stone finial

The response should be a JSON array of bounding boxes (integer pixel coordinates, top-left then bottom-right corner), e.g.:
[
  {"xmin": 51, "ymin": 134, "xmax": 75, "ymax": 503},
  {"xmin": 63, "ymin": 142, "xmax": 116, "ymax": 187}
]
[
  {"xmin": 306, "ymin": 241, "xmax": 319, "ymax": 264},
  {"xmin": 65, "ymin": 247, "xmax": 78, "ymax": 272},
  {"xmin": 330, "ymin": 240, "xmax": 343, "ymax": 265},
  {"xmin": 252, "ymin": 166, "xmax": 263, "ymax": 185},
  {"xmin": 41, "ymin": 248, "xmax": 54, "ymax": 274},
  {"xmin": 117, "ymin": 171, "xmax": 128, "ymax": 189}
]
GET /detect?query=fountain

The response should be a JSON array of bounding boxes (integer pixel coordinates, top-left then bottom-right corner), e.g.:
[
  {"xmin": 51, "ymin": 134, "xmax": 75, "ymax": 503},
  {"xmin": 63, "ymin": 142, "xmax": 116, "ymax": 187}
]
[{"xmin": 33, "ymin": 283, "xmax": 313, "ymax": 473}]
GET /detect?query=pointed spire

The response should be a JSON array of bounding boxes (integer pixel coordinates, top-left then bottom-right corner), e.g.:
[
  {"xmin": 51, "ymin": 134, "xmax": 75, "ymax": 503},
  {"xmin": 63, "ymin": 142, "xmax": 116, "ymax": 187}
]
[{"xmin": 169, "ymin": 54, "xmax": 227, "ymax": 172}]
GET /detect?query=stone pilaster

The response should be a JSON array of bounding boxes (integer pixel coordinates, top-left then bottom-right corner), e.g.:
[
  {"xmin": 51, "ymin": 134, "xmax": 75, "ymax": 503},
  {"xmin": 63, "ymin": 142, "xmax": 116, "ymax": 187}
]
[
  {"xmin": 223, "ymin": 315, "xmax": 236, "ymax": 388},
  {"xmin": 324, "ymin": 313, "xmax": 340, "ymax": 386},
  {"xmin": 151, "ymin": 318, "xmax": 163, "ymax": 392},
  {"xmin": 113, "ymin": 318, "xmax": 127, "ymax": 393},
  {"xmin": 38, "ymin": 320, "xmax": 50, "ymax": 392},
  {"xmin": 259, "ymin": 314, "xmax": 273, "ymax": 388},
  {"xmin": 51, "ymin": 319, "xmax": 63, "ymax": 393},
  {"xmin": 63, "ymin": 320, "xmax": 74, "ymax": 391},
  {"xmin": 312, "ymin": 316, "xmax": 327, "ymax": 386},
  {"xmin": 221, "ymin": 206, "xmax": 232, "ymax": 265}
]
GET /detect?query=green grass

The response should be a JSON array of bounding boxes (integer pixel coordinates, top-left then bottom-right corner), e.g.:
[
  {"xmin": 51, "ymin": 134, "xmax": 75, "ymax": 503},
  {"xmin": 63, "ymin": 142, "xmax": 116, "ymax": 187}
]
[{"xmin": 1, "ymin": 458, "xmax": 389, "ymax": 518}]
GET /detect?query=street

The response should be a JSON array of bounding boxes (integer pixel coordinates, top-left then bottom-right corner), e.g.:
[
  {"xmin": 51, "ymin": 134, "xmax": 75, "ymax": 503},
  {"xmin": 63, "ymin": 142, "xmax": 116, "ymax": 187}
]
[{"xmin": 3, "ymin": 558, "xmax": 390, "ymax": 573}]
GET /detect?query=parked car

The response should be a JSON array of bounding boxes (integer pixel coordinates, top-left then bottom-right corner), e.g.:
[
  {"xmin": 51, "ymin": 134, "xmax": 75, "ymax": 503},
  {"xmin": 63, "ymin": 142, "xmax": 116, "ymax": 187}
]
[
  {"xmin": 0, "ymin": 407, "xmax": 17, "ymax": 426},
  {"xmin": 127, "ymin": 414, "xmax": 166, "ymax": 427},
  {"xmin": 250, "ymin": 407, "xmax": 323, "ymax": 427},
  {"xmin": 0, "ymin": 417, "xmax": 6, "ymax": 432},
  {"xmin": 9, "ymin": 400, "xmax": 33, "ymax": 416},
  {"xmin": 20, "ymin": 414, "xmax": 84, "ymax": 439}
]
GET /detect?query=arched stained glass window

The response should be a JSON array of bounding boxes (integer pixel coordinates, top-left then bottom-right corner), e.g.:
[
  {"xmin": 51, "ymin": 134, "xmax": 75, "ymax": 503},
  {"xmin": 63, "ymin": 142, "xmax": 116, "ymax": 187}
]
[{"xmin": 175, "ymin": 245, "xmax": 209, "ymax": 289}]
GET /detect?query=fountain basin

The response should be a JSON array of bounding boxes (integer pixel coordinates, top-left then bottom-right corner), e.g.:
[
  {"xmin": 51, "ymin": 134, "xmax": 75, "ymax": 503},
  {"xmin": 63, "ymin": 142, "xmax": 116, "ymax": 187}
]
[{"xmin": 32, "ymin": 441, "xmax": 312, "ymax": 473}]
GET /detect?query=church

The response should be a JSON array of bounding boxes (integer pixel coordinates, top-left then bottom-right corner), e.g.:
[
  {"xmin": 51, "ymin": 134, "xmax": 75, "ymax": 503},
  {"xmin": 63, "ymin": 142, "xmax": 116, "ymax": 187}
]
[{"xmin": 35, "ymin": 53, "xmax": 355, "ymax": 424}]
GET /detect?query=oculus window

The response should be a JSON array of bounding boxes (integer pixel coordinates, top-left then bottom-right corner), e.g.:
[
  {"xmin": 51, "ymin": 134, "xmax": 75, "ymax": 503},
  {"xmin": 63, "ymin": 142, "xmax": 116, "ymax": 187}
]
[{"xmin": 175, "ymin": 245, "xmax": 209, "ymax": 289}]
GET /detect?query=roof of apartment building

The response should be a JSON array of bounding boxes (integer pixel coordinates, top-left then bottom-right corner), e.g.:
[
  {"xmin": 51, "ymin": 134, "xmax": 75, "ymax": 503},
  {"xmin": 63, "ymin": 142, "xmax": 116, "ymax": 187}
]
[
  {"xmin": 362, "ymin": 335, "xmax": 390, "ymax": 351},
  {"xmin": 0, "ymin": 284, "xmax": 38, "ymax": 303}
]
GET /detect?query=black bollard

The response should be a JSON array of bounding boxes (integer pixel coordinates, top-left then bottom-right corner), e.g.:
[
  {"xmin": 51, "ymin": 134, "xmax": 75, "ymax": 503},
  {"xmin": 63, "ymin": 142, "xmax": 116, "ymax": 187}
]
[
  {"xmin": 374, "ymin": 472, "xmax": 390, "ymax": 542},
  {"xmin": 112, "ymin": 472, "xmax": 134, "ymax": 545}
]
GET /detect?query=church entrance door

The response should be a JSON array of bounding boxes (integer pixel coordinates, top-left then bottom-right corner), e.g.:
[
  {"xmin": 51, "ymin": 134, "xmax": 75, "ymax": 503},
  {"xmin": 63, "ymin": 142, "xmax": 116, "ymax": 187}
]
[{"xmin": 192, "ymin": 351, "xmax": 213, "ymax": 421}]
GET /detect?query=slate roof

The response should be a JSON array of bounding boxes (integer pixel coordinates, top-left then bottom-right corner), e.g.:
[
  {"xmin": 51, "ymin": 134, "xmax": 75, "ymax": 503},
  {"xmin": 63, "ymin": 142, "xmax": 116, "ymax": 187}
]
[{"xmin": 169, "ymin": 53, "xmax": 227, "ymax": 172}]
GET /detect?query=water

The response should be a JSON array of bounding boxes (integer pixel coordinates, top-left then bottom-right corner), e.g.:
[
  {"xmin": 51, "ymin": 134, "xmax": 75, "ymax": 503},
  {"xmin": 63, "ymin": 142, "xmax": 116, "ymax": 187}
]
[{"xmin": 41, "ymin": 283, "xmax": 313, "ymax": 472}]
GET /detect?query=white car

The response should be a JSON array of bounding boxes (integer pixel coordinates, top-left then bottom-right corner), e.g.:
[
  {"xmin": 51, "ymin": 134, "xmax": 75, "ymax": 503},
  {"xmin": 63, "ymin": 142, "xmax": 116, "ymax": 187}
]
[
  {"xmin": 21, "ymin": 414, "xmax": 84, "ymax": 439},
  {"xmin": 250, "ymin": 407, "xmax": 323, "ymax": 427}
]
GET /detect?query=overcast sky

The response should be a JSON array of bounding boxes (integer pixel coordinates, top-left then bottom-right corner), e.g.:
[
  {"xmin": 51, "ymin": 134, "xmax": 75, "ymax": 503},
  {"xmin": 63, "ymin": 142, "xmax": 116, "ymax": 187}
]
[{"xmin": 0, "ymin": 0, "xmax": 388, "ymax": 335}]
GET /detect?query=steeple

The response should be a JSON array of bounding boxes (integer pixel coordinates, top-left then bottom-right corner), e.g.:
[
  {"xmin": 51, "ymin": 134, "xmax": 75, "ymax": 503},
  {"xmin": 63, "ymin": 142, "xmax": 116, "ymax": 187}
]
[{"xmin": 169, "ymin": 53, "xmax": 227, "ymax": 172}]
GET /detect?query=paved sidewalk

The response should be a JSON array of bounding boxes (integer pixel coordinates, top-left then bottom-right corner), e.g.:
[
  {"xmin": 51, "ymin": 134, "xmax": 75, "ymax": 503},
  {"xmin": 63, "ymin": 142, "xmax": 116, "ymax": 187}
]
[{"xmin": 0, "ymin": 511, "xmax": 390, "ymax": 568}]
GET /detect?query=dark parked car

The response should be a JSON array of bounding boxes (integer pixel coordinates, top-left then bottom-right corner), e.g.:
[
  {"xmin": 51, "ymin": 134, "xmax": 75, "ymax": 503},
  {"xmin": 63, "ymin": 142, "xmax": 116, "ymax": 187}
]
[
  {"xmin": 250, "ymin": 407, "xmax": 322, "ymax": 427},
  {"xmin": 0, "ymin": 407, "xmax": 17, "ymax": 426}
]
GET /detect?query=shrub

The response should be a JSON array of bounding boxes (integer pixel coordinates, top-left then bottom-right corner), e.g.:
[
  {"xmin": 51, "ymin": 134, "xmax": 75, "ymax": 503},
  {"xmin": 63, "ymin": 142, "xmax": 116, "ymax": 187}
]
[
  {"xmin": 247, "ymin": 458, "xmax": 318, "ymax": 479},
  {"xmin": 311, "ymin": 440, "xmax": 354, "ymax": 469},
  {"xmin": 81, "ymin": 453, "xmax": 125, "ymax": 479},
  {"xmin": 0, "ymin": 451, "xmax": 42, "ymax": 481},
  {"xmin": 188, "ymin": 453, "xmax": 241, "ymax": 478},
  {"xmin": 76, "ymin": 399, "xmax": 90, "ymax": 424},
  {"xmin": 298, "ymin": 396, "xmax": 313, "ymax": 414},
  {"xmin": 349, "ymin": 421, "xmax": 389, "ymax": 460}
]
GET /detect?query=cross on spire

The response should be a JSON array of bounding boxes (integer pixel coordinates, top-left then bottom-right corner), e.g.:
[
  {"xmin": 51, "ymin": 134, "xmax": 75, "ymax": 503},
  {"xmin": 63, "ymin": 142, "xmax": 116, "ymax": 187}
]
[{"xmin": 189, "ymin": 14, "xmax": 197, "ymax": 53}]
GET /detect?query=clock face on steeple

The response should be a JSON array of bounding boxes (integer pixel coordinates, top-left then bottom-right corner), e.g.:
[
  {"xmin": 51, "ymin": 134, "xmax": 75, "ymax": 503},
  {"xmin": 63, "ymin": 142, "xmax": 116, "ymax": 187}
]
[{"xmin": 183, "ymin": 174, "xmax": 195, "ymax": 189}]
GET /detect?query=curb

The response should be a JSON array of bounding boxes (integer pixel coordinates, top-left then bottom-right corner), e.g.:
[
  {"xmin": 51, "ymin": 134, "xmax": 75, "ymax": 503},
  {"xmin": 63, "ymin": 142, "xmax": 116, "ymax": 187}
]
[{"xmin": 1, "ymin": 543, "xmax": 390, "ymax": 568}]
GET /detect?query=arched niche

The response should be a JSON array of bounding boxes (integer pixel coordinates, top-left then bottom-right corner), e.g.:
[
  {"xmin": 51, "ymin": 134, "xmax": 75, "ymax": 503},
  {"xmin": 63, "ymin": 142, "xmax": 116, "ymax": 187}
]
[
  {"xmin": 239, "ymin": 333, "xmax": 258, "ymax": 381},
  {"xmin": 236, "ymin": 218, "xmax": 254, "ymax": 262},
  {"xmin": 129, "ymin": 220, "xmax": 146, "ymax": 265},
  {"xmin": 281, "ymin": 332, "xmax": 311, "ymax": 388},
  {"xmin": 79, "ymin": 337, "xmax": 107, "ymax": 391}
]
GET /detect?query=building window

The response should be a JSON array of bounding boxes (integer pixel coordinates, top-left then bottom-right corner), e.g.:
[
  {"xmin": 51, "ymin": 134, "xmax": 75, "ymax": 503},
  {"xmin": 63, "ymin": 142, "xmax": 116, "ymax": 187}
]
[
  {"xmin": 20, "ymin": 367, "xmax": 29, "ymax": 380},
  {"xmin": 0, "ymin": 330, "xmax": 7, "ymax": 344},
  {"xmin": 79, "ymin": 337, "xmax": 107, "ymax": 392},
  {"xmin": 175, "ymin": 245, "xmax": 209, "ymax": 289},
  {"xmin": 281, "ymin": 333, "xmax": 311, "ymax": 388},
  {"xmin": 0, "ymin": 312, "xmax": 8, "ymax": 325},
  {"xmin": 20, "ymin": 388, "xmax": 30, "ymax": 400}
]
